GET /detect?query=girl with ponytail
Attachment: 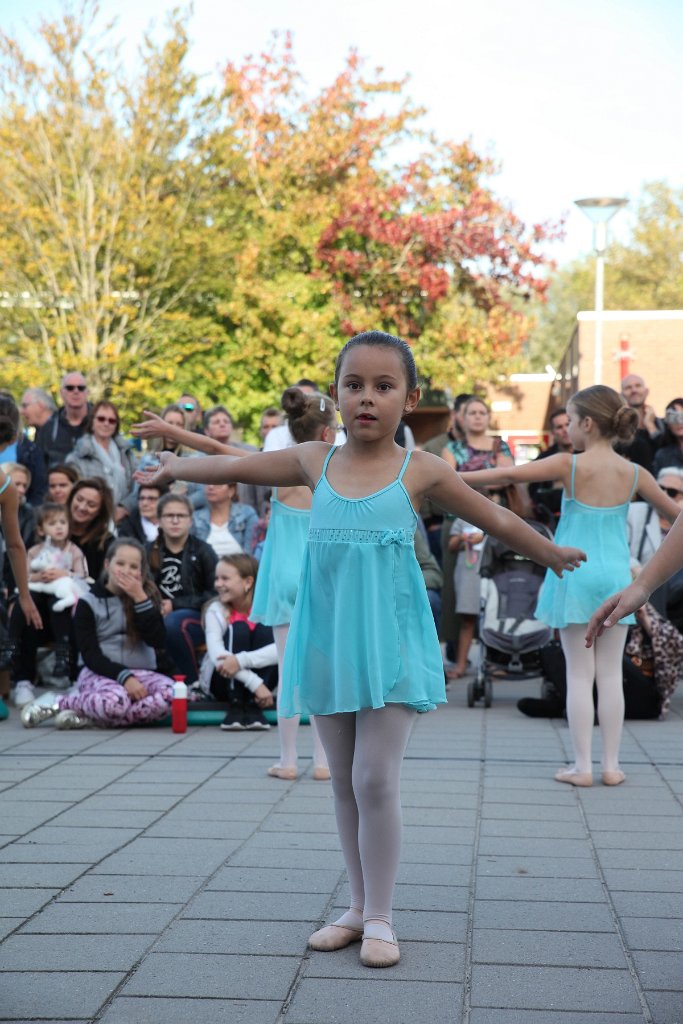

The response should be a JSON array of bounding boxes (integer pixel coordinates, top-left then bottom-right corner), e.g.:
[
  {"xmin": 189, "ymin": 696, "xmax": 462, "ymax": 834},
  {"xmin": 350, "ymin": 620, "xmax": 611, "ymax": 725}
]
[{"xmin": 461, "ymin": 385, "xmax": 681, "ymax": 788}]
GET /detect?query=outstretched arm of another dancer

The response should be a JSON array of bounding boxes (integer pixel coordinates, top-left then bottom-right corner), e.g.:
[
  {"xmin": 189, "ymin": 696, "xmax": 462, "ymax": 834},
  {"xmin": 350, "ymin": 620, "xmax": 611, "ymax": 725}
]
[
  {"xmin": 138, "ymin": 442, "xmax": 326, "ymax": 491},
  {"xmin": 413, "ymin": 452, "xmax": 585, "ymax": 578},
  {"xmin": 459, "ymin": 452, "xmax": 572, "ymax": 489},
  {"xmin": 585, "ymin": 509, "xmax": 683, "ymax": 647},
  {"xmin": 131, "ymin": 411, "xmax": 251, "ymax": 458}
]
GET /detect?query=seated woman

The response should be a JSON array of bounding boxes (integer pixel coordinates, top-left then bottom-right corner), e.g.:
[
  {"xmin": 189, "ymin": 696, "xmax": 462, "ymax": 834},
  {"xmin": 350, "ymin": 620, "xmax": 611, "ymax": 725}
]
[
  {"xmin": 192, "ymin": 481, "xmax": 258, "ymax": 556},
  {"xmin": 117, "ymin": 483, "xmax": 168, "ymax": 544},
  {"xmin": 21, "ymin": 538, "xmax": 175, "ymax": 729},
  {"xmin": 66, "ymin": 478, "xmax": 116, "ymax": 582},
  {"xmin": 147, "ymin": 492, "xmax": 217, "ymax": 684},
  {"xmin": 198, "ymin": 553, "xmax": 277, "ymax": 730},
  {"xmin": 66, "ymin": 401, "xmax": 136, "ymax": 518}
]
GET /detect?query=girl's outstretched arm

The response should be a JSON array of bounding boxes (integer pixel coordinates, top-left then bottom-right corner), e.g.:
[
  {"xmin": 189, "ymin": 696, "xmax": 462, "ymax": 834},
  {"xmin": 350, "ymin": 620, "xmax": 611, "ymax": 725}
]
[
  {"xmin": 633, "ymin": 467, "xmax": 682, "ymax": 522},
  {"xmin": 412, "ymin": 452, "xmax": 585, "ymax": 578},
  {"xmin": 131, "ymin": 412, "xmax": 250, "ymax": 458},
  {"xmin": 459, "ymin": 452, "xmax": 572, "ymax": 489},
  {"xmin": 0, "ymin": 476, "xmax": 43, "ymax": 629},
  {"xmin": 139, "ymin": 443, "xmax": 324, "ymax": 491},
  {"xmin": 586, "ymin": 510, "xmax": 683, "ymax": 646}
]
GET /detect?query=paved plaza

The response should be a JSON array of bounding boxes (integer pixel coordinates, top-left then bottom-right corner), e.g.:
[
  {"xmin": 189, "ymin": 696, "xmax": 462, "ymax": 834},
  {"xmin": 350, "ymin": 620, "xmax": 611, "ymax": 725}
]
[{"xmin": 0, "ymin": 676, "xmax": 682, "ymax": 1024}]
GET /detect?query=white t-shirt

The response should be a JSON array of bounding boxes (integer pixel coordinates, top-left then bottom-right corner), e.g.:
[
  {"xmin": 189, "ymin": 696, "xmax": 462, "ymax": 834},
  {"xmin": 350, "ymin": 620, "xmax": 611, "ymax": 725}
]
[
  {"xmin": 263, "ymin": 423, "xmax": 347, "ymax": 451},
  {"xmin": 206, "ymin": 521, "xmax": 242, "ymax": 557},
  {"xmin": 141, "ymin": 517, "xmax": 159, "ymax": 542}
]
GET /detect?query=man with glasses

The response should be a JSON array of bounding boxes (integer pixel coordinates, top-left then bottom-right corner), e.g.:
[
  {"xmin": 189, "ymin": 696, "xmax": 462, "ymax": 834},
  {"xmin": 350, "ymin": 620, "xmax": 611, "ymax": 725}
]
[
  {"xmin": 36, "ymin": 372, "xmax": 91, "ymax": 468},
  {"xmin": 617, "ymin": 374, "xmax": 664, "ymax": 472}
]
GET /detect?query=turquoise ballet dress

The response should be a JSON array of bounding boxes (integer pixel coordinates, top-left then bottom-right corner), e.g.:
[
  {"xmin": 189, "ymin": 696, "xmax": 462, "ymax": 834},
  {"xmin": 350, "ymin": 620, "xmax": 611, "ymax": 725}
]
[
  {"xmin": 251, "ymin": 489, "xmax": 310, "ymax": 627},
  {"xmin": 535, "ymin": 455, "xmax": 638, "ymax": 628},
  {"xmin": 280, "ymin": 447, "xmax": 447, "ymax": 717}
]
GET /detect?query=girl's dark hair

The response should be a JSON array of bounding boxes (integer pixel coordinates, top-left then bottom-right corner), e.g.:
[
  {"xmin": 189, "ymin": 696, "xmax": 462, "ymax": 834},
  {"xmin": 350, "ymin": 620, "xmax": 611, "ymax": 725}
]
[
  {"xmin": 148, "ymin": 492, "xmax": 193, "ymax": 573},
  {"xmin": 102, "ymin": 537, "xmax": 161, "ymax": 641},
  {"xmin": 85, "ymin": 400, "xmax": 120, "ymax": 436},
  {"xmin": 281, "ymin": 387, "xmax": 336, "ymax": 443},
  {"xmin": 48, "ymin": 463, "xmax": 80, "ymax": 485},
  {"xmin": 0, "ymin": 394, "xmax": 19, "ymax": 446},
  {"xmin": 35, "ymin": 502, "xmax": 68, "ymax": 529},
  {"xmin": 334, "ymin": 331, "xmax": 418, "ymax": 390},
  {"xmin": 570, "ymin": 385, "xmax": 638, "ymax": 444},
  {"xmin": 67, "ymin": 478, "xmax": 115, "ymax": 549}
]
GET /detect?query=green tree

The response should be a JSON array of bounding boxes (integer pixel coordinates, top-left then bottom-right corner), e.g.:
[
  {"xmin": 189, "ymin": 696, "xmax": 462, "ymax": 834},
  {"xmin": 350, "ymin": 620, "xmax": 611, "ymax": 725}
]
[
  {"xmin": 526, "ymin": 182, "xmax": 683, "ymax": 370},
  {"xmin": 0, "ymin": 4, "xmax": 223, "ymax": 412}
]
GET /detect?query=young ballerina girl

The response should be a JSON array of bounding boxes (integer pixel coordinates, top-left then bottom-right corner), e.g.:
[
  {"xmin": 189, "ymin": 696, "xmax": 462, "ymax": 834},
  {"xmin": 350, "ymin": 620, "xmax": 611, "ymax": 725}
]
[
  {"xmin": 142, "ymin": 330, "xmax": 584, "ymax": 968},
  {"xmin": 251, "ymin": 387, "xmax": 336, "ymax": 779},
  {"xmin": 461, "ymin": 385, "xmax": 681, "ymax": 788},
  {"xmin": 21, "ymin": 539, "xmax": 175, "ymax": 729}
]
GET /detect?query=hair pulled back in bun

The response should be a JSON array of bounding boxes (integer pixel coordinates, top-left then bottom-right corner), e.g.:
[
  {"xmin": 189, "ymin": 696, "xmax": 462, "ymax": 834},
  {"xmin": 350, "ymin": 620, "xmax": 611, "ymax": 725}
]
[
  {"xmin": 0, "ymin": 395, "xmax": 19, "ymax": 447},
  {"xmin": 281, "ymin": 387, "xmax": 336, "ymax": 444},
  {"xmin": 569, "ymin": 385, "xmax": 637, "ymax": 446}
]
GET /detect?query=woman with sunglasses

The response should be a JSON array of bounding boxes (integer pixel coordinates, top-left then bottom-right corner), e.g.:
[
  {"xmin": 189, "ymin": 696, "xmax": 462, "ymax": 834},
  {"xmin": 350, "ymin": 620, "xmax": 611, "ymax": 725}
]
[
  {"xmin": 652, "ymin": 399, "xmax": 683, "ymax": 478},
  {"xmin": 66, "ymin": 401, "xmax": 136, "ymax": 514}
]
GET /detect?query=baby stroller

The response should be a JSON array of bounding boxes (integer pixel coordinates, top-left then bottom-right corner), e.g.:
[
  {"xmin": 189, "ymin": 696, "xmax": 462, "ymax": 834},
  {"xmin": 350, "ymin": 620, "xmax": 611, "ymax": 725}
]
[{"xmin": 467, "ymin": 522, "xmax": 553, "ymax": 707}]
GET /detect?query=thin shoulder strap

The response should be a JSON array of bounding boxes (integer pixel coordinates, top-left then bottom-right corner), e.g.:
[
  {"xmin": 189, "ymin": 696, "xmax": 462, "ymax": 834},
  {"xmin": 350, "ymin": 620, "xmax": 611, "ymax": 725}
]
[
  {"xmin": 397, "ymin": 449, "xmax": 412, "ymax": 481},
  {"xmin": 0, "ymin": 475, "xmax": 11, "ymax": 498},
  {"xmin": 569, "ymin": 454, "xmax": 577, "ymax": 499},
  {"xmin": 628, "ymin": 463, "xmax": 640, "ymax": 501},
  {"xmin": 322, "ymin": 446, "xmax": 336, "ymax": 474}
]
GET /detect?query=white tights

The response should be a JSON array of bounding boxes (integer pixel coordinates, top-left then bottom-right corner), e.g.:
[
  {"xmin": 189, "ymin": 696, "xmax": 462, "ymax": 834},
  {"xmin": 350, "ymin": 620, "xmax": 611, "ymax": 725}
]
[
  {"xmin": 272, "ymin": 625, "xmax": 328, "ymax": 772},
  {"xmin": 559, "ymin": 623, "xmax": 627, "ymax": 774},
  {"xmin": 315, "ymin": 704, "xmax": 416, "ymax": 938}
]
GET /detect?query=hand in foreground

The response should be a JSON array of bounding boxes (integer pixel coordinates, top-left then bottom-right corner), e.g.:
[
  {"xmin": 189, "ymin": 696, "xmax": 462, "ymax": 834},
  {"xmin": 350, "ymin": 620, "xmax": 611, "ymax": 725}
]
[
  {"xmin": 131, "ymin": 411, "xmax": 168, "ymax": 441},
  {"xmin": 20, "ymin": 593, "xmax": 43, "ymax": 630},
  {"xmin": 550, "ymin": 545, "xmax": 586, "ymax": 578},
  {"xmin": 585, "ymin": 580, "xmax": 649, "ymax": 648},
  {"xmin": 254, "ymin": 683, "xmax": 274, "ymax": 708},
  {"xmin": 136, "ymin": 451, "xmax": 177, "ymax": 489},
  {"xmin": 124, "ymin": 675, "xmax": 148, "ymax": 701},
  {"xmin": 216, "ymin": 653, "xmax": 240, "ymax": 677}
]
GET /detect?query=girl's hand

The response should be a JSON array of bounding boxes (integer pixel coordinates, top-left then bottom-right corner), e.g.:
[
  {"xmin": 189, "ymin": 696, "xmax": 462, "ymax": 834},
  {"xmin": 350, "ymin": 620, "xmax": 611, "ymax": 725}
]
[
  {"xmin": 124, "ymin": 675, "xmax": 148, "ymax": 701},
  {"xmin": 137, "ymin": 451, "xmax": 178, "ymax": 489},
  {"xmin": 110, "ymin": 567, "xmax": 147, "ymax": 604},
  {"xmin": 160, "ymin": 599, "xmax": 173, "ymax": 616},
  {"xmin": 19, "ymin": 593, "xmax": 43, "ymax": 630},
  {"xmin": 40, "ymin": 568, "xmax": 68, "ymax": 583},
  {"xmin": 549, "ymin": 545, "xmax": 586, "ymax": 578},
  {"xmin": 585, "ymin": 581, "xmax": 649, "ymax": 648},
  {"xmin": 254, "ymin": 683, "xmax": 274, "ymax": 708},
  {"xmin": 131, "ymin": 411, "xmax": 168, "ymax": 441},
  {"xmin": 217, "ymin": 653, "xmax": 239, "ymax": 677}
]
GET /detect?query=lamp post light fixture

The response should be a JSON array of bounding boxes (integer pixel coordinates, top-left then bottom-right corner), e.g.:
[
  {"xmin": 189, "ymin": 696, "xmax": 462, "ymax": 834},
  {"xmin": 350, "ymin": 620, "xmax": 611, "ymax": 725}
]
[{"xmin": 574, "ymin": 196, "xmax": 628, "ymax": 385}]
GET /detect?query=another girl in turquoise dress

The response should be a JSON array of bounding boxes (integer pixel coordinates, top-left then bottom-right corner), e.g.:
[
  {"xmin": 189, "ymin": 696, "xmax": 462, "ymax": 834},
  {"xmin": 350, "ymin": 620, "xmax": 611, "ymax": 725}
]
[
  {"xmin": 144, "ymin": 331, "xmax": 584, "ymax": 970},
  {"xmin": 462, "ymin": 385, "xmax": 680, "ymax": 790},
  {"xmin": 251, "ymin": 387, "xmax": 337, "ymax": 780}
]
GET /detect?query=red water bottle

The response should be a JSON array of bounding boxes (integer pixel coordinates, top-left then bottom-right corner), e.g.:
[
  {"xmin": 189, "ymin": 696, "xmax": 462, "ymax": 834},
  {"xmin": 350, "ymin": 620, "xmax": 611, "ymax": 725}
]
[{"xmin": 172, "ymin": 675, "xmax": 187, "ymax": 733}]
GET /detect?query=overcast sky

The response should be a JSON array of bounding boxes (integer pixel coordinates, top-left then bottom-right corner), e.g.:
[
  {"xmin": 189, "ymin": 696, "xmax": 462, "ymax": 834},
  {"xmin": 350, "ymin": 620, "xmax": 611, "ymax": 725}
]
[{"xmin": 2, "ymin": 0, "xmax": 682, "ymax": 265}]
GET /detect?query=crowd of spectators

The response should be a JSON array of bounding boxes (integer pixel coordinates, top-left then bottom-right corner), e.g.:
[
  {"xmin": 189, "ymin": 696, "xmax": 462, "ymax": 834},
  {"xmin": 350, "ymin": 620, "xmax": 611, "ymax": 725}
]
[{"xmin": 0, "ymin": 369, "xmax": 681, "ymax": 730}]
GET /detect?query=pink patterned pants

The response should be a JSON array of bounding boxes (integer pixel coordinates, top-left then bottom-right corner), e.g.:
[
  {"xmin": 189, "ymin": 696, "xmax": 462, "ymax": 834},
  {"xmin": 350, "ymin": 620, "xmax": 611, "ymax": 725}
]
[{"xmin": 59, "ymin": 668, "xmax": 174, "ymax": 727}]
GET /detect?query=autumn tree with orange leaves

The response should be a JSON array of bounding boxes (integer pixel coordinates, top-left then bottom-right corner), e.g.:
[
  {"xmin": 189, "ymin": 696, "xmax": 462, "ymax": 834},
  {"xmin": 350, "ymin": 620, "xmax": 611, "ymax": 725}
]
[{"xmin": 0, "ymin": 7, "xmax": 556, "ymax": 429}]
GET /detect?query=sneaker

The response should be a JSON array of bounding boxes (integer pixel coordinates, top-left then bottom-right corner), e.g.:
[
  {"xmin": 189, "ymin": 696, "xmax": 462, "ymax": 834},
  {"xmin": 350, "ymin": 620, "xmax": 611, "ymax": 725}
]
[
  {"xmin": 243, "ymin": 709, "xmax": 271, "ymax": 731},
  {"xmin": 20, "ymin": 693, "xmax": 60, "ymax": 728},
  {"xmin": 13, "ymin": 680, "xmax": 36, "ymax": 707},
  {"xmin": 55, "ymin": 710, "xmax": 90, "ymax": 730},
  {"xmin": 220, "ymin": 711, "xmax": 245, "ymax": 731}
]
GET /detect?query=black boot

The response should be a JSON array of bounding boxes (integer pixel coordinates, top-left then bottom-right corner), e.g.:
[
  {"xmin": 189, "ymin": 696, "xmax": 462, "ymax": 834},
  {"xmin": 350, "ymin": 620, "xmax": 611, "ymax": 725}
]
[
  {"xmin": 52, "ymin": 644, "xmax": 72, "ymax": 687},
  {"xmin": 517, "ymin": 697, "xmax": 565, "ymax": 718}
]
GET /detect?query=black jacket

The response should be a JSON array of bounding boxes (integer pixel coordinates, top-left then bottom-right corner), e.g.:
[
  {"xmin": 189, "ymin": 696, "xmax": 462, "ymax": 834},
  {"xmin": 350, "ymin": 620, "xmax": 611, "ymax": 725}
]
[
  {"xmin": 17, "ymin": 436, "xmax": 48, "ymax": 504},
  {"xmin": 117, "ymin": 509, "xmax": 149, "ymax": 545},
  {"xmin": 74, "ymin": 581, "xmax": 167, "ymax": 683},
  {"xmin": 147, "ymin": 534, "xmax": 217, "ymax": 612},
  {"xmin": 36, "ymin": 407, "xmax": 90, "ymax": 468}
]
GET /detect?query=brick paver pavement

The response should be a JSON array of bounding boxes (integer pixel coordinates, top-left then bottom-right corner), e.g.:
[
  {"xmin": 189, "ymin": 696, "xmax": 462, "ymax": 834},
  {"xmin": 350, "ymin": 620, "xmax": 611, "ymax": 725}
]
[{"xmin": 0, "ymin": 677, "xmax": 682, "ymax": 1023}]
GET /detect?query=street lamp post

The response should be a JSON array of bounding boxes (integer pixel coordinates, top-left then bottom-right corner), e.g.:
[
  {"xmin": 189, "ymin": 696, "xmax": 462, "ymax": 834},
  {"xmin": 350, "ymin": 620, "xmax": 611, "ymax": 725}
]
[{"xmin": 574, "ymin": 196, "xmax": 628, "ymax": 385}]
